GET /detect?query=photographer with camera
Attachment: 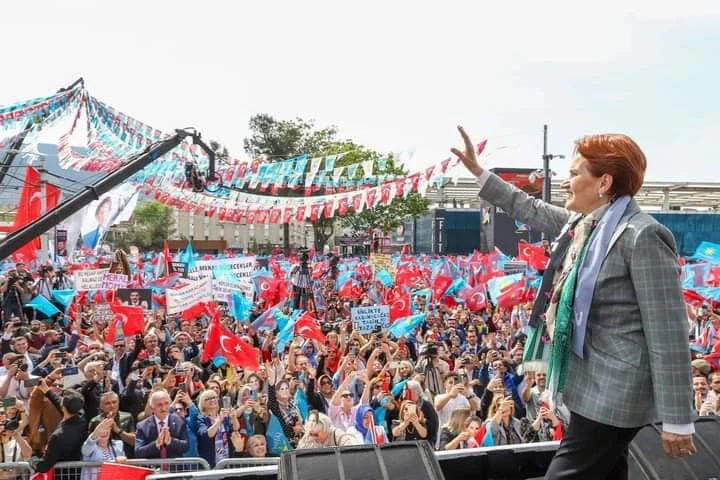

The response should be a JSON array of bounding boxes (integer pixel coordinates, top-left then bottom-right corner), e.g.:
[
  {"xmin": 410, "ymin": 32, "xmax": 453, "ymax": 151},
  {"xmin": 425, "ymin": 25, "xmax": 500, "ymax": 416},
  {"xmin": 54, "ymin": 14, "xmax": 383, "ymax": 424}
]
[
  {"xmin": 0, "ymin": 354, "xmax": 36, "ymax": 408},
  {"xmin": 1, "ymin": 268, "xmax": 31, "ymax": 325},
  {"xmin": 290, "ymin": 250, "xmax": 313, "ymax": 311},
  {"xmin": 0, "ymin": 398, "xmax": 32, "ymax": 466},
  {"xmin": 33, "ymin": 266, "xmax": 54, "ymax": 302},
  {"xmin": 415, "ymin": 343, "xmax": 448, "ymax": 398}
]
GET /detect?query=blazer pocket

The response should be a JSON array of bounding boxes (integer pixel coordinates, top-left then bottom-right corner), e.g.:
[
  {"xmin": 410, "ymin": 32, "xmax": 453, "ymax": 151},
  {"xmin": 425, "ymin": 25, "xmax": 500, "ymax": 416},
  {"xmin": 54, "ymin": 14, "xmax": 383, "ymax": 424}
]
[{"xmin": 589, "ymin": 337, "xmax": 643, "ymax": 369}]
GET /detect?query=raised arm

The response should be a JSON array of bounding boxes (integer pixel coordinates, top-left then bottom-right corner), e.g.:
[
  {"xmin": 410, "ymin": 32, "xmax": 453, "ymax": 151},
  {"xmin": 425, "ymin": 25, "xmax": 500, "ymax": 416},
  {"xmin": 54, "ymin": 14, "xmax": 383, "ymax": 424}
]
[{"xmin": 452, "ymin": 126, "xmax": 571, "ymax": 237}]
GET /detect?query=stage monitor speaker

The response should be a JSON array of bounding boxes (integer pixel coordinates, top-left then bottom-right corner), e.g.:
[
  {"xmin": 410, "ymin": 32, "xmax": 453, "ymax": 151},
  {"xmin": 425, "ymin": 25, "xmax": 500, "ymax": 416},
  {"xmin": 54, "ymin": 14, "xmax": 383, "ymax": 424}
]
[
  {"xmin": 629, "ymin": 417, "xmax": 720, "ymax": 480},
  {"xmin": 278, "ymin": 440, "xmax": 444, "ymax": 480}
]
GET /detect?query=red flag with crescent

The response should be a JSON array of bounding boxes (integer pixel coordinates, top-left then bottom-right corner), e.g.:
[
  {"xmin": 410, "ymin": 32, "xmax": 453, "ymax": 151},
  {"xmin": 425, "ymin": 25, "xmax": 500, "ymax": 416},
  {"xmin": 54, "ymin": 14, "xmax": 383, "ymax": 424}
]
[
  {"xmin": 203, "ymin": 316, "xmax": 259, "ymax": 369},
  {"xmin": 294, "ymin": 312, "xmax": 326, "ymax": 344}
]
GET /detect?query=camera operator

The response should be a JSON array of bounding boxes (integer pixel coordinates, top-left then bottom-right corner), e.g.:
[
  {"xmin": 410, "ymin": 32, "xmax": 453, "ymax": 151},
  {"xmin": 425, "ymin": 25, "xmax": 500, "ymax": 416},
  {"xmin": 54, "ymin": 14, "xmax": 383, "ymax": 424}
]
[
  {"xmin": 1, "ymin": 271, "xmax": 31, "ymax": 324},
  {"xmin": 0, "ymin": 398, "xmax": 32, "ymax": 464},
  {"xmin": 0, "ymin": 354, "xmax": 36, "ymax": 407},
  {"xmin": 290, "ymin": 250, "xmax": 313, "ymax": 310},
  {"xmin": 34, "ymin": 266, "xmax": 54, "ymax": 302},
  {"xmin": 52, "ymin": 267, "xmax": 73, "ymax": 291},
  {"xmin": 415, "ymin": 343, "xmax": 449, "ymax": 398}
]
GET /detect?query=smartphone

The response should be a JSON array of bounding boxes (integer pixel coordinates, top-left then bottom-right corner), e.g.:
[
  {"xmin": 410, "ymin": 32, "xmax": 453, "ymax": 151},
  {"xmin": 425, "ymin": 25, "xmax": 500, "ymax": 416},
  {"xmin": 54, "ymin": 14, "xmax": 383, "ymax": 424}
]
[
  {"xmin": 174, "ymin": 366, "xmax": 185, "ymax": 375},
  {"xmin": 222, "ymin": 396, "xmax": 232, "ymax": 410},
  {"xmin": 387, "ymin": 361, "xmax": 402, "ymax": 369},
  {"xmin": 24, "ymin": 377, "xmax": 41, "ymax": 387},
  {"xmin": 0, "ymin": 397, "xmax": 16, "ymax": 408},
  {"xmin": 349, "ymin": 347, "xmax": 359, "ymax": 357},
  {"xmin": 62, "ymin": 367, "xmax": 79, "ymax": 376},
  {"xmin": 178, "ymin": 384, "xmax": 186, "ymax": 393},
  {"xmin": 251, "ymin": 389, "xmax": 257, "ymax": 401}
]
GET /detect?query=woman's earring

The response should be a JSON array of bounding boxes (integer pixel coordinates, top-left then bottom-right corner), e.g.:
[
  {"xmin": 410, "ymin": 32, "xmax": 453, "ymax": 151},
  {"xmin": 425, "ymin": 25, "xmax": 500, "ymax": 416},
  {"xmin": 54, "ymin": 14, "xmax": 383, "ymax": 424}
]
[{"xmin": 598, "ymin": 192, "xmax": 603, "ymax": 199}]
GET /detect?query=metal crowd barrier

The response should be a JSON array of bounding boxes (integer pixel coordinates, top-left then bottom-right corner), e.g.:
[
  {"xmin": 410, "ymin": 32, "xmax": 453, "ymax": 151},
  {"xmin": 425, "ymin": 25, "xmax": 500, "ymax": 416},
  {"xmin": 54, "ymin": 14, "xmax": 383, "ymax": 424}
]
[
  {"xmin": 0, "ymin": 462, "xmax": 32, "ymax": 480},
  {"xmin": 214, "ymin": 457, "xmax": 280, "ymax": 469},
  {"xmin": 143, "ymin": 442, "xmax": 563, "ymax": 480},
  {"xmin": 52, "ymin": 458, "xmax": 211, "ymax": 480}
]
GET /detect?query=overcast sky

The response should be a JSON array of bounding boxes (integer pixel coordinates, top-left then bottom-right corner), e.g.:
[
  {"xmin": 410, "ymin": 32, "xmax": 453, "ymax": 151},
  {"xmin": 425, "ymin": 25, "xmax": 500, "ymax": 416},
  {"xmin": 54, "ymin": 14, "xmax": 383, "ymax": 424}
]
[{"xmin": 2, "ymin": 0, "xmax": 720, "ymax": 183}]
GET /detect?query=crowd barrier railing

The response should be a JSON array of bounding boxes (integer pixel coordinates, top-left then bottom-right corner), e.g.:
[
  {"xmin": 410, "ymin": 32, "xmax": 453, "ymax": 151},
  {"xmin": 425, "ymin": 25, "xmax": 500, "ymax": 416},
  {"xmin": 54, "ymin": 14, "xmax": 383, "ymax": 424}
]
[
  {"xmin": 143, "ymin": 442, "xmax": 562, "ymax": 480},
  {"xmin": 214, "ymin": 457, "xmax": 280, "ymax": 469},
  {"xmin": 0, "ymin": 461, "xmax": 33, "ymax": 480},
  {"xmin": 52, "ymin": 457, "xmax": 211, "ymax": 480}
]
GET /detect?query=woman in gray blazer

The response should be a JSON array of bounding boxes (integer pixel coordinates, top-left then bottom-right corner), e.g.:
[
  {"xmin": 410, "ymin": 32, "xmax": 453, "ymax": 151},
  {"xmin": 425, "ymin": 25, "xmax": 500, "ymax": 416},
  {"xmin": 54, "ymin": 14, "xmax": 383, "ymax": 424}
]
[{"xmin": 452, "ymin": 126, "xmax": 695, "ymax": 480}]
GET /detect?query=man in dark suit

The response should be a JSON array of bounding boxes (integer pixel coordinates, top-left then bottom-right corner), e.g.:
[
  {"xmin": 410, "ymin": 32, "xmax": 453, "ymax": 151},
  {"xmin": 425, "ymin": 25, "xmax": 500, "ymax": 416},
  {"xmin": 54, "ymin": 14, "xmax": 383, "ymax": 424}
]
[
  {"xmin": 33, "ymin": 381, "xmax": 86, "ymax": 473},
  {"xmin": 135, "ymin": 389, "xmax": 188, "ymax": 458}
]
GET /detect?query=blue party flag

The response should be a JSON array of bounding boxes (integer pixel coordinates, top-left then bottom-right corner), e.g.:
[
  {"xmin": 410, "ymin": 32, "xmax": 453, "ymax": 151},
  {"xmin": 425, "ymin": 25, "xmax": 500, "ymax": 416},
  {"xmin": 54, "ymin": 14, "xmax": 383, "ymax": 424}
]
[
  {"xmin": 266, "ymin": 413, "xmax": 292, "ymax": 455},
  {"xmin": 692, "ymin": 241, "xmax": 720, "ymax": 263},
  {"xmin": 25, "ymin": 295, "xmax": 61, "ymax": 317},
  {"xmin": 51, "ymin": 289, "xmax": 76, "ymax": 311},
  {"xmin": 388, "ymin": 313, "xmax": 427, "ymax": 339},
  {"xmin": 231, "ymin": 291, "xmax": 252, "ymax": 323}
]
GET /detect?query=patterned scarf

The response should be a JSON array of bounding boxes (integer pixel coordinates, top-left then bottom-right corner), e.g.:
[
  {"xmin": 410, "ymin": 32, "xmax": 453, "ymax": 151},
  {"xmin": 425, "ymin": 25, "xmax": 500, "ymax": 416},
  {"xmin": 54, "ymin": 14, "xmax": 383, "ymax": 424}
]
[{"xmin": 523, "ymin": 204, "xmax": 609, "ymax": 396}]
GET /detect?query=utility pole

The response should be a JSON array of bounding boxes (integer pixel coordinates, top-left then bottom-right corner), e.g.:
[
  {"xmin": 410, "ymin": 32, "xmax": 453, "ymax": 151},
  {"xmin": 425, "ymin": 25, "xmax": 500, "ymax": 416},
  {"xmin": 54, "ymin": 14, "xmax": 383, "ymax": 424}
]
[
  {"xmin": 542, "ymin": 124, "xmax": 551, "ymax": 204},
  {"xmin": 541, "ymin": 124, "xmax": 565, "ymax": 241},
  {"xmin": 39, "ymin": 156, "xmax": 49, "ymax": 265}
]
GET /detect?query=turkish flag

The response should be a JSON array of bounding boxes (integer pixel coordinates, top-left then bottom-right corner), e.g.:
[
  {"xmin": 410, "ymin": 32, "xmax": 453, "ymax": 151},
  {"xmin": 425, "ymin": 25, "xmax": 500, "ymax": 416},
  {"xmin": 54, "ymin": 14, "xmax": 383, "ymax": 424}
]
[
  {"xmin": 495, "ymin": 280, "xmax": 527, "ymax": 309},
  {"xmin": 12, "ymin": 167, "xmax": 61, "ymax": 262},
  {"xmin": 203, "ymin": 316, "xmax": 259, "ymax": 369},
  {"xmin": 181, "ymin": 301, "xmax": 210, "ymax": 321},
  {"xmin": 518, "ymin": 241, "xmax": 550, "ymax": 271},
  {"xmin": 432, "ymin": 275, "xmax": 453, "ymax": 301},
  {"xmin": 459, "ymin": 286, "xmax": 487, "ymax": 312},
  {"xmin": 366, "ymin": 189, "xmax": 377, "ymax": 208},
  {"xmin": 269, "ymin": 208, "xmax": 282, "ymax": 224},
  {"xmin": 105, "ymin": 303, "xmax": 145, "ymax": 344},
  {"xmin": 283, "ymin": 207, "xmax": 293, "ymax": 224},
  {"xmin": 310, "ymin": 204, "xmax": 321, "ymax": 221},
  {"xmin": 256, "ymin": 208, "xmax": 269, "ymax": 224},
  {"xmin": 246, "ymin": 209, "xmax": 257, "ymax": 224},
  {"xmin": 388, "ymin": 291, "xmax": 411, "ymax": 322},
  {"xmin": 98, "ymin": 463, "xmax": 153, "ymax": 480},
  {"xmin": 295, "ymin": 205, "xmax": 307, "ymax": 222},
  {"xmin": 294, "ymin": 312, "xmax": 326, "ymax": 344},
  {"xmin": 380, "ymin": 184, "xmax": 392, "ymax": 205},
  {"xmin": 352, "ymin": 193, "xmax": 363, "ymax": 211}
]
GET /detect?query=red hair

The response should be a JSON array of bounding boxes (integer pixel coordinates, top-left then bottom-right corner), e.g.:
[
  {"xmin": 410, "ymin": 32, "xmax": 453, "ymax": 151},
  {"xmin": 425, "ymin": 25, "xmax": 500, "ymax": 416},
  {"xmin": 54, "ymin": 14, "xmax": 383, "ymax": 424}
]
[{"xmin": 574, "ymin": 134, "xmax": 647, "ymax": 197}]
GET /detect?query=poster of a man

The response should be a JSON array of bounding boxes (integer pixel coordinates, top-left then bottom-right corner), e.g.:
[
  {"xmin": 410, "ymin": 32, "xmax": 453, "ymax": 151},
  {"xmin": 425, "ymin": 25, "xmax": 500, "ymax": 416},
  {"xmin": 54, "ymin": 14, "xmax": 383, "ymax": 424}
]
[
  {"xmin": 117, "ymin": 288, "xmax": 151, "ymax": 309},
  {"xmin": 81, "ymin": 196, "xmax": 113, "ymax": 249}
]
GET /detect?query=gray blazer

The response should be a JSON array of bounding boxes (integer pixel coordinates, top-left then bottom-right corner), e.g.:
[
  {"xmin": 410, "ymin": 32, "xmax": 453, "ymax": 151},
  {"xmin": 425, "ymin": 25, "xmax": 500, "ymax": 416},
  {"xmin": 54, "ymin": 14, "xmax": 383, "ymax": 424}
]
[{"xmin": 480, "ymin": 172, "xmax": 693, "ymax": 428}]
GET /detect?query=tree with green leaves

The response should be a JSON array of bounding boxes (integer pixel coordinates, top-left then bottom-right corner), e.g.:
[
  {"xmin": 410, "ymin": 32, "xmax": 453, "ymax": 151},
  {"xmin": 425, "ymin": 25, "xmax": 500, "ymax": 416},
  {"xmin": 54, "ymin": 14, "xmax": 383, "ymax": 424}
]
[
  {"xmin": 115, "ymin": 200, "xmax": 175, "ymax": 251},
  {"xmin": 243, "ymin": 114, "xmax": 430, "ymax": 253},
  {"xmin": 244, "ymin": 114, "xmax": 339, "ymax": 252}
]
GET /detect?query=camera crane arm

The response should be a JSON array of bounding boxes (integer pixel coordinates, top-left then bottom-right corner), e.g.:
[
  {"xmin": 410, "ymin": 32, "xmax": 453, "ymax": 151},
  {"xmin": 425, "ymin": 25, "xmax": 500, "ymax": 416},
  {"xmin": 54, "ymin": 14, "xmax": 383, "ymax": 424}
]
[{"xmin": 0, "ymin": 128, "xmax": 216, "ymax": 261}]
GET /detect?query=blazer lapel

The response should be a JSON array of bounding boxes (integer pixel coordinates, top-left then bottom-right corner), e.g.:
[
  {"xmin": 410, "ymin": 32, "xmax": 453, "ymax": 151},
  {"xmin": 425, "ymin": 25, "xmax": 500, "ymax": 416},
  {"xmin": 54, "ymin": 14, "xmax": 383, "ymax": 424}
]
[{"xmin": 603, "ymin": 199, "xmax": 641, "ymax": 259}]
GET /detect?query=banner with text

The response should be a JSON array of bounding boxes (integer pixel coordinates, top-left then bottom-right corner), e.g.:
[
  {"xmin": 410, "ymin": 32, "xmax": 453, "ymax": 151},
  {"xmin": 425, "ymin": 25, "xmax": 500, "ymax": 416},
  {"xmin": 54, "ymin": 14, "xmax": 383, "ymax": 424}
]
[
  {"xmin": 213, "ymin": 279, "xmax": 254, "ymax": 303},
  {"xmin": 166, "ymin": 277, "xmax": 214, "ymax": 315},
  {"xmin": 74, "ymin": 268, "xmax": 110, "ymax": 291},
  {"xmin": 101, "ymin": 273, "xmax": 129, "ymax": 290},
  {"xmin": 188, "ymin": 256, "xmax": 255, "ymax": 298},
  {"xmin": 350, "ymin": 305, "xmax": 390, "ymax": 333}
]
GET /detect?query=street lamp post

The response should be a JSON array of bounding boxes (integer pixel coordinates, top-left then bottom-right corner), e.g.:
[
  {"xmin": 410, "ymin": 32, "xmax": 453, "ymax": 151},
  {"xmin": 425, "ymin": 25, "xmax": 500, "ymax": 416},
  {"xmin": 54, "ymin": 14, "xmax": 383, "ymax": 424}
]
[{"xmin": 541, "ymin": 124, "xmax": 565, "ymax": 240}]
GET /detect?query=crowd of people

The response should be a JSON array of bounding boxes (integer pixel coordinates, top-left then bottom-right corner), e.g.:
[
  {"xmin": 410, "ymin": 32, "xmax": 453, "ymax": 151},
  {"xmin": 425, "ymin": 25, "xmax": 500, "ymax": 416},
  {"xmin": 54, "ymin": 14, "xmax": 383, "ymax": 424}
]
[{"xmin": 0, "ymin": 250, "xmax": 717, "ymax": 476}]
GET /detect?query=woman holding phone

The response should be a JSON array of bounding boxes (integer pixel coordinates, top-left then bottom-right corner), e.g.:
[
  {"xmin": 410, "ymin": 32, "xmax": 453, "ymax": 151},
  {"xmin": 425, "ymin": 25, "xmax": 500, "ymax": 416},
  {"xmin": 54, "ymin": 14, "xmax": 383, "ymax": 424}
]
[
  {"xmin": 391, "ymin": 400, "xmax": 428, "ymax": 441},
  {"xmin": 196, "ymin": 390, "xmax": 236, "ymax": 467}
]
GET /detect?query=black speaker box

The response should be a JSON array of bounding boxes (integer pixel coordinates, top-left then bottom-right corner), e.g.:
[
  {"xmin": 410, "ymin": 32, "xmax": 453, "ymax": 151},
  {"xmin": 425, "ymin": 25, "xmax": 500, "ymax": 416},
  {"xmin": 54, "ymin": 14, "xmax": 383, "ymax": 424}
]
[
  {"xmin": 278, "ymin": 441, "xmax": 445, "ymax": 480},
  {"xmin": 629, "ymin": 417, "xmax": 720, "ymax": 480}
]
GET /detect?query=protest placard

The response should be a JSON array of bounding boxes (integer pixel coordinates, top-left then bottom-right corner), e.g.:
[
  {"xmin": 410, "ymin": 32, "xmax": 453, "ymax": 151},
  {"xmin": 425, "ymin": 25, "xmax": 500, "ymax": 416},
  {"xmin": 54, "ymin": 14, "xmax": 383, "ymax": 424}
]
[
  {"xmin": 166, "ymin": 277, "xmax": 213, "ymax": 315},
  {"xmin": 369, "ymin": 253, "xmax": 396, "ymax": 276},
  {"xmin": 101, "ymin": 273, "xmax": 129, "ymax": 289},
  {"xmin": 74, "ymin": 268, "xmax": 110, "ymax": 290},
  {"xmin": 169, "ymin": 261, "xmax": 188, "ymax": 278},
  {"xmin": 92, "ymin": 303, "xmax": 115, "ymax": 324},
  {"xmin": 350, "ymin": 305, "xmax": 390, "ymax": 333},
  {"xmin": 213, "ymin": 279, "xmax": 254, "ymax": 303}
]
